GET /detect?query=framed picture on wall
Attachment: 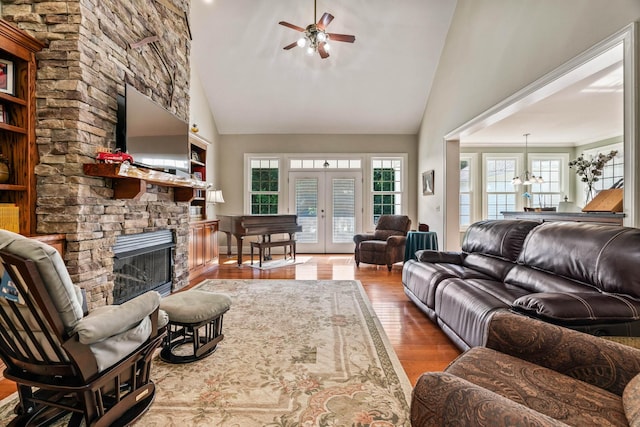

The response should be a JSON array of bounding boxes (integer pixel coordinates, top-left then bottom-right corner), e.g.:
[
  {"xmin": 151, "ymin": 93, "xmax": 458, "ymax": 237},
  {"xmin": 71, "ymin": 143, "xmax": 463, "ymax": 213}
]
[
  {"xmin": 0, "ymin": 59, "xmax": 14, "ymax": 95},
  {"xmin": 422, "ymin": 170, "xmax": 434, "ymax": 195}
]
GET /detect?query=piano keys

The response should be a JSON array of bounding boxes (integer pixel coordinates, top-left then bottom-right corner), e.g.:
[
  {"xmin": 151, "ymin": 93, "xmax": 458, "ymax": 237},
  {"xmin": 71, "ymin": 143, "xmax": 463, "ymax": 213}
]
[{"xmin": 218, "ymin": 214, "xmax": 303, "ymax": 265}]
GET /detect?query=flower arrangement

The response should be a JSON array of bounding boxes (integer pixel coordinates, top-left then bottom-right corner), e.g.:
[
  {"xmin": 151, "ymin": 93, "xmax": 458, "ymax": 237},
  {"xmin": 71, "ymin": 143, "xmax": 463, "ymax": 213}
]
[{"xmin": 568, "ymin": 150, "xmax": 618, "ymax": 203}]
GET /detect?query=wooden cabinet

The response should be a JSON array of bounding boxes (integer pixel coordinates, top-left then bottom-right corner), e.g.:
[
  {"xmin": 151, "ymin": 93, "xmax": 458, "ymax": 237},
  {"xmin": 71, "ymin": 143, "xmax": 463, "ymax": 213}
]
[
  {"xmin": 0, "ymin": 21, "xmax": 44, "ymax": 235},
  {"xmin": 189, "ymin": 133, "xmax": 209, "ymax": 220},
  {"xmin": 188, "ymin": 220, "xmax": 219, "ymax": 279}
]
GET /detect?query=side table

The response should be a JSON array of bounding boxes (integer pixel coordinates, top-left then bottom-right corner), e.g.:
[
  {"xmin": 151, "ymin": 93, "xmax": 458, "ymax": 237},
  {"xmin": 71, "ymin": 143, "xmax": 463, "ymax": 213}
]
[{"xmin": 404, "ymin": 231, "xmax": 438, "ymax": 261}]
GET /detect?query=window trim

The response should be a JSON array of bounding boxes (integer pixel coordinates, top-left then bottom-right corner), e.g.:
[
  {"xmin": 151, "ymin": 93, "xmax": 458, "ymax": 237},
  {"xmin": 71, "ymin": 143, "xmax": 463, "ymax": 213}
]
[
  {"xmin": 482, "ymin": 153, "xmax": 523, "ymax": 218},
  {"xmin": 245, "ymin": 155, "xmax": 283, "ymax": 214},
  {"xmin": 528, "ymin": 152, "xmax": 570, "ymax": 207}
]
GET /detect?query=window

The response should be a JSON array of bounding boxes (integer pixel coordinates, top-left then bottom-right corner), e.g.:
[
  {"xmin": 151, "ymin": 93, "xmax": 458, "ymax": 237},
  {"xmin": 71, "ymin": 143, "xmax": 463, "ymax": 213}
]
[
  {"xmin": 582, "ymin": 144, "xmax": 624, "ymax": 191},
  {"xmin": 459, "ymin": 157, "xmax": 472, "ymax": 227},
  {"xmin": 249, "ymin": 159, "xmax": 279, "ymax": 214},
  {"xmin": 484, "ymin": 155, "xmax": 517, "ymax": 219},
  {"xmin": 372, "ymin": 158, "xmax": 403, "ymax": 224},
  {"xmin": 529, "ymin": 154, "xmax": 568, "ymax": 208}
]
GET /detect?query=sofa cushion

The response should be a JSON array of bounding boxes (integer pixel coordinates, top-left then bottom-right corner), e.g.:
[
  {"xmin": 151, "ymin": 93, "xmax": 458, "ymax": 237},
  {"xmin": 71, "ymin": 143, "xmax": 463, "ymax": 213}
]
[
  {"xmin": 504, "ymin": 264, "xmax": 598, "ymax": 294},
  {"xmin": 462, "ymin": 219, "xmax": 540, "ymax": 261},
  {"xmin": 447, "ymin": 346, "xmax": 628, "ymax": 426},
  {"xmin": 517, "ymin": 222, "xmax": 640, "ymax": 297}
]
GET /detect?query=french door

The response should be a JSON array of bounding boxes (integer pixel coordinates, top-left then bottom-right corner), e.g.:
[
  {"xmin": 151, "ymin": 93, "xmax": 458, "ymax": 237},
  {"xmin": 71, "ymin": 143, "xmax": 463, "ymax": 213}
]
[{"xmin": 289, "ymin": 171, "xmax": 362, "ymax": 253}]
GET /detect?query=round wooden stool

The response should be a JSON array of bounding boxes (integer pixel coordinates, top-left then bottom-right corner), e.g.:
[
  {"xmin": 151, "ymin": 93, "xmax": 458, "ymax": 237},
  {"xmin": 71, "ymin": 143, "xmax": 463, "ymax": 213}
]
[{"xmin": 159, "ymin": 290, "xmax": 231, "ymax": 363}]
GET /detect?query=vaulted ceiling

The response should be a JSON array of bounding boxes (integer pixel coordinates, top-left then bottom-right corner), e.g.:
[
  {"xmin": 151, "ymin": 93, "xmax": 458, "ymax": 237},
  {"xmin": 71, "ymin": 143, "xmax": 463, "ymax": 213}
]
[{"xmin": 189, "ymin": 0, "xmax": 457, "ymax": 135}]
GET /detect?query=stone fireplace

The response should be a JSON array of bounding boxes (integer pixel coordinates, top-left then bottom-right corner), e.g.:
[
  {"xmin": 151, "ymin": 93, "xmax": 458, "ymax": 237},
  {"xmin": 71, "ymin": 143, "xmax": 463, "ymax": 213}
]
[{"xmin": 2, "ymin": 0, "xmax": 192, "ymax": 309}]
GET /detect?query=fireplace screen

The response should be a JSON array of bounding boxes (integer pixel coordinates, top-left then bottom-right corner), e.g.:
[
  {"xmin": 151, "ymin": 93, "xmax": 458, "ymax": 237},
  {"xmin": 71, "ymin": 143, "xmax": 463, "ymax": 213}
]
[{"xmin": 112, "ymin": 230, "xmax": 174, "ymax": 304}]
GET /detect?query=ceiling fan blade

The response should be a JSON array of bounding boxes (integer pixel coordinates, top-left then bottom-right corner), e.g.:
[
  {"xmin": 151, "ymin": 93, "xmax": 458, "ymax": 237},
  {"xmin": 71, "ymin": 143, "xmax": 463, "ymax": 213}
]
[
  {"xmin": 283, "ymin": 41, "xmax": 298, "ymax": 50},
  {"xmin": 317, "ymin": 12, "xmax": 334, "ymax": 31},
  {"xmin": 278, "ymin": 21, "xmax": 305, "ymax": 32},
  {"xmin": 328, "ymin": 33, "xmax": 356, "ymax": 43},
  {"xmin": 318, "ymin": 42, "xmax": 330, "ymax": 59}
]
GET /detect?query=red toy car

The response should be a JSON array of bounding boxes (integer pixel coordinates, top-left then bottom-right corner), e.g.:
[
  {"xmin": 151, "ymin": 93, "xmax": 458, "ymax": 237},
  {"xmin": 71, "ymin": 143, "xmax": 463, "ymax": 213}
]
[{"xmin": 97, "ymin": 150, "xmax": 134, "ymax": 165}]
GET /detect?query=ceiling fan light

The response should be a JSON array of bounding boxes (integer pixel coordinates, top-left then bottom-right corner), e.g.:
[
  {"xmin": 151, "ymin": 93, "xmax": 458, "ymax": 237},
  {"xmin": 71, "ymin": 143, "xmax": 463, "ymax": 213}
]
[
  {"xmin": 306, "ymin": 46, "xmax": 315, "ymax": 56},
  {"xmin": 297, "ymin": 37, "xmax": 307, "ymax": 48},
  {"xmin": 323, "ymin": 42, "xmax": 330, "ymax": 51},
  {"xmin": 317, "ymin": 31, "xmax": 327, "ymax": 42},
  {"xmin": 512, "ymin": 177, "xmax": 522, "ymax": 186}
]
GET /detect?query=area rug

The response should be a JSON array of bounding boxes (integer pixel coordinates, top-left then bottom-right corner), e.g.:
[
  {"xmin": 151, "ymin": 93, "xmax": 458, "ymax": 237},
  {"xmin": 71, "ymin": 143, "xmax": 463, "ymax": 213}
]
[
  {"xmin": 247, "ymin": 256, "xmax": 309, "ymax": 270},
  {"xmin": 0, "ymin": 279, "xmax": 411, "ymax": 426}
]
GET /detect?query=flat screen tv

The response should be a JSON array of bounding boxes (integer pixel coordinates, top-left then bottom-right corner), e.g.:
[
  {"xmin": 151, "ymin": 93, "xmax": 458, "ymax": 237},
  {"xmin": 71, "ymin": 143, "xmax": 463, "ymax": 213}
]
[{"xmin": 116, "ymin": 84, "xmax": 189, "ymax": 174}]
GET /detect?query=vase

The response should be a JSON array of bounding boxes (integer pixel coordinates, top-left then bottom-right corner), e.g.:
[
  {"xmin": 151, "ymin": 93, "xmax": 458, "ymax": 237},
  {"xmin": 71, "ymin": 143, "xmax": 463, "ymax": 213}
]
[{"xmin": 585, "ymin": 184, "xmax": 596, "ymax": 205}]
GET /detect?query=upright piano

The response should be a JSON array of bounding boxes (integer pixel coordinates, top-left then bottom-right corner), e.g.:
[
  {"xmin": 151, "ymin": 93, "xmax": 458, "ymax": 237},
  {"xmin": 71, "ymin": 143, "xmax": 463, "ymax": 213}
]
[{"xmin": 218, "ymin": 214, "xmax": 303, "ymax": 265}]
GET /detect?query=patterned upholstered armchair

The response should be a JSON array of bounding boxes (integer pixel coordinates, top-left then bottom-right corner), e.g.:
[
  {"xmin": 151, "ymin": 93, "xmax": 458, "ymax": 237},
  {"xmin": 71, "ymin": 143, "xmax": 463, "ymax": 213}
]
[
  {"xmin": 353, "ymin": 215, "xmax": 411, "ymax": 271},
  {"xmin": 411, "ymin": 310, "xmax": 640, "ymax": 426}
]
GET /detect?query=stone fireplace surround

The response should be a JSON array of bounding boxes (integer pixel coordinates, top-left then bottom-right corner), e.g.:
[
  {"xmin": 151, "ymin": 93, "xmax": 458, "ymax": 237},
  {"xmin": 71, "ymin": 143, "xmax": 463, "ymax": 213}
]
[{"xmin": 2, "ymin": 0, "xmax": 192, "ymax": 309}]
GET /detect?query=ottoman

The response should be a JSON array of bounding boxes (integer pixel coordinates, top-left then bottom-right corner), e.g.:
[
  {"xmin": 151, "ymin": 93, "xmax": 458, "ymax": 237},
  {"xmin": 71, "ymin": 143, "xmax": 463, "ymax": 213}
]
[{"xmin": 159, "ymin": 290, "xmax": 231, "ymax": 363}]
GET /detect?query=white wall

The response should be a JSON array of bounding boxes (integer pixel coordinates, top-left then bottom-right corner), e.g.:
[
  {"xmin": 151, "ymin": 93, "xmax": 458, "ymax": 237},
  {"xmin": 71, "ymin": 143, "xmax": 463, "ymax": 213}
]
[
  {"xmin": 419, "ymin": 0, "xmax": 640, "ymax": 250},
  {"xmin": 189, "ymin": 67, "xmax": 222, "ymax": 219},
  {"xmin": 217, "ymin": 134, "xmax": 418, "ymax": 224}
]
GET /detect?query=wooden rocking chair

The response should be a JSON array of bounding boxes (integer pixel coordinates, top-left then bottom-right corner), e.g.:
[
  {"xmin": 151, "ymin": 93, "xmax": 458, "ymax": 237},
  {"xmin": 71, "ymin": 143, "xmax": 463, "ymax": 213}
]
[{"xmin": 0, "ymin": 230, "xmax": 167, "ymax": 426}]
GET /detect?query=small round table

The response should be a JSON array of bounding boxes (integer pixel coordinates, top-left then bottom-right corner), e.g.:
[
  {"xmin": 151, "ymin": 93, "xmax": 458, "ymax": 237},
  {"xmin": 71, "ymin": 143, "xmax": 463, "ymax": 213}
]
[{"xmin": 404, "ymin": 231, "xmax": 438, "ymax": 262}]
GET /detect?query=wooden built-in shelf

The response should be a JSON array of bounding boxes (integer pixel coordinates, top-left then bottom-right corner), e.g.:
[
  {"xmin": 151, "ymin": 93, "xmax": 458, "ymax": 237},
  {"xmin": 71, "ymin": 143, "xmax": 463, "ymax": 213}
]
[
  {"xmin": 0, "ymin": 92, "xmax": 27, "ymax": 106},
  {"xmin": 0, "ymin": 184, "xmax": 27, "ymax": 191},
  {"xmin": 0, "ymin": 122, "xmax": 27, "ymax": 134},
  {"xmin": 83, "ymin": 163, "xmax": 210, "ymax": 202}
]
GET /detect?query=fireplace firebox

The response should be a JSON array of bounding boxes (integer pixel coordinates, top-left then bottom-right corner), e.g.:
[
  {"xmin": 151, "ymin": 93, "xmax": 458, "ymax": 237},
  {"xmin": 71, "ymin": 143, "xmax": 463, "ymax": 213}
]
[{"xmin": 112, "ymin": 230, "xmax": 175, "ymax": 304}]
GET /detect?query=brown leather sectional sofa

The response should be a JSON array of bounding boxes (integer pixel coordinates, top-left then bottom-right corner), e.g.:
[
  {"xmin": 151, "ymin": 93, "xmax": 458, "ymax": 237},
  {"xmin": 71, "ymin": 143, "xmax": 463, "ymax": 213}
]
[{"xmin": 402, "ymin": 219, "xmax": 640, "ymax": 350}]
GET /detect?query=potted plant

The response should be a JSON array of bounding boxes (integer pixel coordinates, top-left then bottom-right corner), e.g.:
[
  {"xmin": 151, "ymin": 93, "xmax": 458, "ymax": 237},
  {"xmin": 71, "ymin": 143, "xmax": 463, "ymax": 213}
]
[{"xmin": 568, "ymin": 150, "xmax": 618, "ymax": 204}]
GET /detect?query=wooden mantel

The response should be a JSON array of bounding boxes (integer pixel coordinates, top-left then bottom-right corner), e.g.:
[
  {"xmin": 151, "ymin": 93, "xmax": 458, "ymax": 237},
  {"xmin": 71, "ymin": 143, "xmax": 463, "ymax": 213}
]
[{"xmin": 83, "ymin": 163, "xmax": 209, "ymax": 202}]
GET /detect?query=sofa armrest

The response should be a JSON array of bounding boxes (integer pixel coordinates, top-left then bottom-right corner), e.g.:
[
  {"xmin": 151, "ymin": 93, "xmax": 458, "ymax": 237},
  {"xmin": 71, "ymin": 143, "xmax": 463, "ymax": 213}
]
[
  {"xmin": 513, "ymin": 292, "xmax": 640, "ymax": 323},
  {"xmin": 73, "ymin": 291, "xmax": 162, "ymax": 344},
  {"xmin": 353, "ymin": 233, "xmax": 376, "ymax": 245},
  {"xmin": 386, "ymin": 235, "xmax": 407, "ymax": 248},
  {"xmin": 486, "ymin": 310, "xmax": 640, "ymax": 396},
  {"xmin": 411, "ymin": 372, "xmax": 566, "ymax": 427},
  {"xmin": 416, "ymin": 250, "xmax": 464, "ymax": 264}
]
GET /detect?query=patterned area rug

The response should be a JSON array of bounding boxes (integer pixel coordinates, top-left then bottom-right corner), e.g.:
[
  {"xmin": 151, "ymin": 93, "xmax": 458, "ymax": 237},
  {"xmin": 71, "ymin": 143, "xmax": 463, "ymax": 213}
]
[
  {"xmin": 0, "ymin": 279, "xmax": 411, "ymax": 426},
  {"xmin": 247, "ymin": 256, "xmax": 310, "ymax": 270}
]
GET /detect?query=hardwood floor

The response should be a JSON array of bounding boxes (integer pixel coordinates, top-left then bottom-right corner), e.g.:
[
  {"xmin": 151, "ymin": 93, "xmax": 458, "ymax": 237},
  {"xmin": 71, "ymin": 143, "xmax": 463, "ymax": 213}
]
[
  {"xmin": 0, "ymin": 254, "xmax": 461, "ymax": 401},
  {"xmin": 197, "ymin": 253, "xmax": 461, "ymax": 385}
]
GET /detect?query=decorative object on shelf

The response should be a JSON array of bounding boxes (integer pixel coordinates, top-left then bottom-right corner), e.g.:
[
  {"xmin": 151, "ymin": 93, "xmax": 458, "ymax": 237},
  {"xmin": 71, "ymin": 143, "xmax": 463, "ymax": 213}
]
[
  {"xmin": 191, "ymin": 123, "xmax": 199, "ymax": 133},
  {"xmin": 0, "ymin": 153, "xmax": 9, "ymax": 184},
  {"xmin": 512, "ymin": 133, "xmax": 544, "ymax": 186},
  {"xmin": 96, "ymin": 149, "xmax": 134, "ymax": 165},
  {"xmin": 192, "ymin": 171, "xmax": 202, "ymax": 181},
  {"xmin": 0, "ymin": 103, "xmax": 5, "ymax": 123},
  {"xmin": 422, "ymin": 170, "xmax": 434, "ymax": 196},
  {"xmin": 569, "ymin": 149, "xmax": 618, "ymax": 205},
  {"xmin": 279, "ymin": 0, "xmax": 355, "ymax": 59},
  {"xmin": 0, "ymin": 58, "xmax": 14, "ymax": 95},
  {"xmin": 190, "ymin": 150, "xmax": 200, "ymax": 162},
  {"xmin": 207, "ymin": 189, "xmax": 225, "ymax": 205}
]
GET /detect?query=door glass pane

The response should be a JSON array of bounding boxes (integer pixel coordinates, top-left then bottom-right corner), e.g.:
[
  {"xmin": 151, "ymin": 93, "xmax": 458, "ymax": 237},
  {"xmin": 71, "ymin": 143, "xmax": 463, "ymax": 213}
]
[
  {"xmin": 295, "ymin": 178, "xmax": 318, "ymax": 244},
  {"xmin": 332, "ymin": 178, "xmax": 355, "ymax": 244}
]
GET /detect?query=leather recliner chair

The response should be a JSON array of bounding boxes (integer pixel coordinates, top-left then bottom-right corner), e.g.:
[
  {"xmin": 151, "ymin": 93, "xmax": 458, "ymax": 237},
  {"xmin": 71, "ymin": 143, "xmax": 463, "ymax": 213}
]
[{"xmin": 354, "ymin": 214, "xmax": 411, "ymax": 271}]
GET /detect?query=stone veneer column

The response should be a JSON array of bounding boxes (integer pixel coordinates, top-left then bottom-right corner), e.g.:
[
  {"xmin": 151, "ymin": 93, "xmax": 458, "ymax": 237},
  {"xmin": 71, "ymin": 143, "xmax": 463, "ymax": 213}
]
[{"xmin": 2, "ymin": 0, "xmax": 192, "ymax": 308}]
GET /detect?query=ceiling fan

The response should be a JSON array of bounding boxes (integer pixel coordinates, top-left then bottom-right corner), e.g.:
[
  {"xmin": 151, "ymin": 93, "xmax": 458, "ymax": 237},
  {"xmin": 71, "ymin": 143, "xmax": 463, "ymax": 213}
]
[{"xmin": 279, "ymin": 0, "xmax": 356, "ymax": 59}]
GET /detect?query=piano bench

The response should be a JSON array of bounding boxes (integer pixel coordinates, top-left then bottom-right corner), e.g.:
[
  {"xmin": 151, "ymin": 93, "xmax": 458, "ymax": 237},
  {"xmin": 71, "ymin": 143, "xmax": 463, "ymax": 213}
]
[{"xmin": 250, "ymin": 239, "xmax": 296, "ymax": 267}]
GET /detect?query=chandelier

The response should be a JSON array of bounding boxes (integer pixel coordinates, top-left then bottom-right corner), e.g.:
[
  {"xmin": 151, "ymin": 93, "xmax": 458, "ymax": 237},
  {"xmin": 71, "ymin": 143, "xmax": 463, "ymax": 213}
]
[{"xmin": 512, "ymin": 133, "xmax": 544, "ymax": 186}]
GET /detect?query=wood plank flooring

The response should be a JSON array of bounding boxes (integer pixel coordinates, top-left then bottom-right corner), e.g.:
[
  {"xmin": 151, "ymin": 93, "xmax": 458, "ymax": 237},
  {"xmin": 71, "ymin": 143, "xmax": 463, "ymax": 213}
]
[
  {"xmin": 198, "ymin": 254, "xmax": 461, "ymax": 384},
  {"xmin": 0, "ymin": 254, "xmax": 461, "ymax": 402}
]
